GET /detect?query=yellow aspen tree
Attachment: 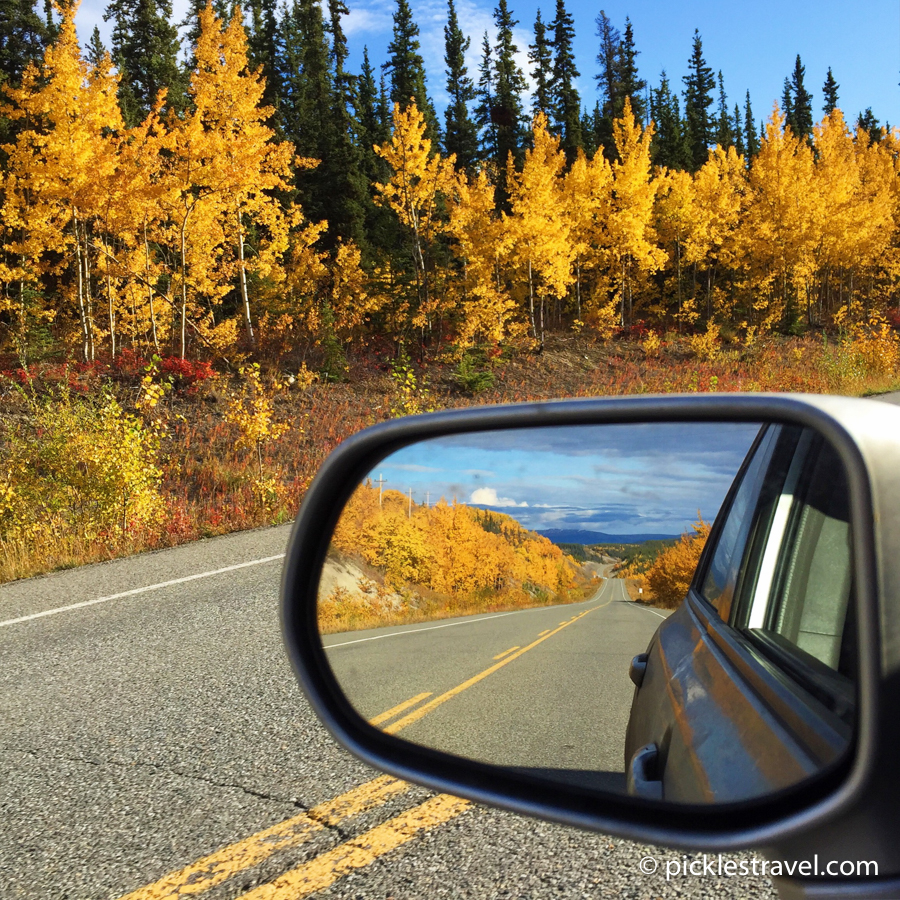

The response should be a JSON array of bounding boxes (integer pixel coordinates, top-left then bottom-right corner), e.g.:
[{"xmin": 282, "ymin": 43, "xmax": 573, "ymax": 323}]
[
  {"xmin": 687, "ymin": 146, "xmax": 746, "ymax": 322},
  {"xmin": 741, "ymin": 106, "xmax": 818, "ymax": 332},
  {"xmin": 505, "ymin": 112, "xmax": 574, "ymax": 348},
  {"xmin": 447, "ymin": 167, "xmax": 518, "ymax": 347},
  {"xmin": 2, "ymin": 1, "xmax": 124, "ymax": 361},
  {"xmin": 850, "ymin": 124, "xmax": 897, "ymax": 320},
  {"xmin": 374, "ymin": 101, "xmax": 458, "ymax": 336},
  {"xmin": 810, "ymin": 111, "xmax": 866, "ymax": 321},
  {"xmin": 652, "ymin": 168, "xmax": 699, "ymax": 327},
  {"xmin": 563, "ymin": 148, "xmax": 613, "ymax": 325},
  {"xmin": 607, "ymin": 98, "xmax": 666, "ymax": 327},
  {"xmin": 191, "ymin": 4, "xmax": 300, "ymax": 350}
]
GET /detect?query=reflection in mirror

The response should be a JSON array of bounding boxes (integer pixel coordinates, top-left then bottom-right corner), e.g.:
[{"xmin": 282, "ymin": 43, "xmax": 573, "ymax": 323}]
[{"xmin": 318, "ymin": 423, "xmax": 855, "ymax": 804}]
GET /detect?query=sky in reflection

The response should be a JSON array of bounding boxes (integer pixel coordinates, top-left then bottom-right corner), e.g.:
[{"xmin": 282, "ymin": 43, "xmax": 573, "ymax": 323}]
[{"xmin": 367, "ymin": 423, "xmax": 762, "ymax": 538}]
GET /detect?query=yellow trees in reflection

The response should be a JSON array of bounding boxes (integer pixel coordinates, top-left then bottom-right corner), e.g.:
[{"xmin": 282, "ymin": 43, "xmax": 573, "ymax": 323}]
[{"xmin": 323, "ymin": 483, "xmax": 581, "ymax": 630}]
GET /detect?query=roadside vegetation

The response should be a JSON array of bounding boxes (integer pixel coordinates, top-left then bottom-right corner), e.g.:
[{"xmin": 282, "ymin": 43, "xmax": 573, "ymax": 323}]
[
  {"xmin": 1, "ymin": 2, "xmax": 899, "ymax": 585},
  {"xmin": 619, "ymin": 518, "xmax": 712, "ymax": 609},
  {"xmin": 318, "ymin": 483, "xmax": 591, "ymax": 633}
]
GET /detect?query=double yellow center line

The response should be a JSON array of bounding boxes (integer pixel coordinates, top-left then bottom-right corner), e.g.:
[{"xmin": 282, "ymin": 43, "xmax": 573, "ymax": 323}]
[{"xmin": 118, "ymin": 597, "xmax": 606, "ymax": 900}]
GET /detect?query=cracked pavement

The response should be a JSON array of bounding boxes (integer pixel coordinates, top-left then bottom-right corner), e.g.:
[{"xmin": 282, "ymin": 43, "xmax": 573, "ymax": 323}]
[{"xmin": 0, "ymin": 522, "xmax": 776, "ymax": 899}]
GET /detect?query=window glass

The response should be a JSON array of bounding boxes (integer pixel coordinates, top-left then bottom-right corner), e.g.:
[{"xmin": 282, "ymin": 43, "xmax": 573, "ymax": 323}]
[
  {"xmin": 765, "ymin": 440, "xmax": 852, "ymax": 672},
  {"xmin": 699, "ymin": 426, "xmax": 779, "ymax": 618}
]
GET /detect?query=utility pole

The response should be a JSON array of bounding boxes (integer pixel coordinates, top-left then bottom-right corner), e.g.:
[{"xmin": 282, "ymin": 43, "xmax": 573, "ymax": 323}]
[
  {"xmin": 425, "ymin": 491, "xmax": 430, "ymax": 509},
  {"xmin": 375, "ymin": 474, "xmax": 386, "ymax": 507},
  {"xmin": 408, "ymin": 487, "xmax": 413, "ymax": 518}
]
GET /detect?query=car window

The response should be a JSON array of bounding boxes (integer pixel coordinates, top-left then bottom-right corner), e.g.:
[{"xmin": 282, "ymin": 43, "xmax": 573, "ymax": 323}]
[
  {"xmin": 698, "ymin": 424, "xmax": 780, "ymax": 619},
  {"xmin": 747, "ymin": 437, "xmax": 853, "ymax": 674}
]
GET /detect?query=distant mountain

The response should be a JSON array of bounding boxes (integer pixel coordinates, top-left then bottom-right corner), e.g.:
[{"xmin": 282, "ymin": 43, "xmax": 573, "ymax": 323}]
[{"xmin": 538, "ymin": 528, "xmax": 679, "ymax": 545}]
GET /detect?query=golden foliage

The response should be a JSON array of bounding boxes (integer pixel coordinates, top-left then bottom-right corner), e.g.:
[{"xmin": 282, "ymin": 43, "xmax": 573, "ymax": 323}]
[
  {"xmin": 329, "ymin": 483, "xmax": 576, "ymax": 603},
  {"xmin": 1, "ymin": 386, "xmax": 163, "ymax": 544},
  {"xmin": 643, "ymin": 518, "xmax": 711, "ymax": 609}
]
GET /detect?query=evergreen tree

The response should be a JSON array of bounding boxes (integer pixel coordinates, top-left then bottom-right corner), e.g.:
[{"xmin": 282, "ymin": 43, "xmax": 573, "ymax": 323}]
[
  {"xmin": 593, "ymin": 9, "xmax": 620, "ymax": 158},
  {"xmin": 104, "ymin": 0, "xmax": 186, "ymax": 124},
  {"xmin": 0, "ymin": 0, "xmax": 50, "ymax": 89},
  {"xmin": 857, "ymin": 108, "xmax": 882, "ymax": 142},
  {"xmin": 744, "ymin": 90, "xmax": 759, "ymax": 158},
  {"xmin": 790, "ymin": 54, "xmax": 813, "ymax": 139},
  {"xmin": 528, "ymin": 9, "xmax": 552, "ymax": 116},
  {"xmin": 650, "ymin": 70, "xmax": 688, "ymax": 169},
  {"xmin": 443, "ymin": 0, "xmax": 478, "ymax": 169},
  {"xmin": 356, "ymin": 47, "xmax": 397, "ymax": 254},
  {"xmin": 732, "ymin": 102, "xmax": 745, "ymax": 156},
  {"xmin": 822, "ymin": 66, "xmax": 839, "ymax": 116},
  {"xmin": 549, "ymin": 0, "xmax": 581, "ymax": 158},
  {"xmin": 492, "ymin": 0, "xmax": 526, "ymax": 183},
  {"xmin": 248, "ymin": 0, "xmax": 279, "ymax": 109},
  {"xmin": 682, "ymin": 29, "xmax": 715, "ymax": 169},
  {"xmin": 280, "ymin": 0, "xmax": 367, "ymax": 247},
  {"xmin": 85, "ymin": 26, "xmax": 108, "ymax": 72},
  {"xmin": 356, "ymin": 46, "xmax": 389, "ymax": 164},
  {"xmin": 580, "ymin": 105, "xmax": 598, "ymax": 157},
  {"xmin": 781, "ymin": 76, "xmax": 794, "ymax": 130},
  {"xmin": 474, "ymin": 31, "xmax": 497, "ymax": 161},
  {"xmin": 384, "ymin": 0, "xmax": 439, "ymax": 141},
  {"xmin": 615, "ymin": 16, "xmax": 645, "ymax": 121},
  {"xmin": 714, "ymin": 70, "xmax": 733, "ymax": 148}
]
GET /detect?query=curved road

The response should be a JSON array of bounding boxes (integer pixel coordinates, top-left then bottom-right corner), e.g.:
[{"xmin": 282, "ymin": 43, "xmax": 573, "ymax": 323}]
[{"xmin": 326, "ymin": 578, "xmax": 665, "ymax": 792}]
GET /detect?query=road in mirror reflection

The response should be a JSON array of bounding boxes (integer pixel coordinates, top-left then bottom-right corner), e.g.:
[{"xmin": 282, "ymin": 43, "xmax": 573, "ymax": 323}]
[{"xmin": 318, "ymin": 423, "xmax": 763, "ymax": 797}]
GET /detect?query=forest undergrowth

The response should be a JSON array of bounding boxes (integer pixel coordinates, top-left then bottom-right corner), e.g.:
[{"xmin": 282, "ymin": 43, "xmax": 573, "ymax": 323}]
[{"xmin": 1, "ymin": 327, "xmax": 899, "ymax": 585}]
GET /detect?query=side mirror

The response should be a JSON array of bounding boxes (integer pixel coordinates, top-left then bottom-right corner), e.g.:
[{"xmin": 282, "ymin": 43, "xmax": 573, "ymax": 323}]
[{"xmin": 281, "ymin": 395, "xmax": 896, "ymax": 868}]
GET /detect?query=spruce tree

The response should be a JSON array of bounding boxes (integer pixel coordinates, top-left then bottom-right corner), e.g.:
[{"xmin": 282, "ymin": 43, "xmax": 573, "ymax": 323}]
[
  {"xmin": 474, "ymin": 31, "xmax": 498, "ymax": 163},
  {"xmin": 549, "ymin": 0, "xmax": 581, "ymax": 159},
  {"xmin": 280, "ymin": 0, "xmax": 366, "ymax": 248},
  {"xmin": 650, "ymin": 71, "xmax": 689, "ymax": 169},
  {"xmin": 357, "ymin": 46, "xmax": 389, "ymax": 164},
  {"xmin": 248, "ymin": 0, "xmax": 279, "ymax": 110},
  {"xmin": 682, "ymin": 29, "xmax": 715, "ymax": 169},
  {"xmin": 384, "ymin": 0, "xmax": 439, "ymax": 141},
  {"xmin": 528, "ymin": 9, "xmax": 552, "ymax": 116},
  {"xmin": 85, "ymin": 26, "xmax": 108, "ymax": 72},
  {"xmin": 822, "ymin": 66, "xmax": 839, "ymax": 116},
  {"xmin": 0, "ymin": 0, "xmax": 50, "ymax": 89},
  {"xmin": 713, "ymin": 70, "xmax": 733, "ymax": 148},
  {"xmin": 732, "ymin": 102, "xmax": 745, "ymax": 156},
  {"xmin": 492, "ymin": 0, "xmax": 526, "ymax": 182},
  {"xmin": 443, "ymin": 0, "xmax": 478, "ymax": 169},
  {"xmin": 790, "ymin": 54, "xmax": 813, "ymax": 140},
  {"xmin": 356, "ymin": 47, "xmax": 396, "ymax": 254},
  {"xmin": 593, "ymin": 9, "xmax": 620, "ymax": 158},
  {"xmin": 615, "ymin": 16, "xmax": 645, "ymax": 121},
  {"xmin": 781, "ymin": 77, "xmax": 794, "ymax": 130},
  {"xmin": 857, "ymin": 108, "xmax": 882, "ymax": 143},
  {"xmin": 580, "ymin": 106, "xmax": 598, "ymax": 157},
  {"xmin": 744, "ymin": 90, "xmax": 759, "ymax": 159},
  {"xmin": 104, "ymin": 0, "xmax": 186, "ymax": 124}
]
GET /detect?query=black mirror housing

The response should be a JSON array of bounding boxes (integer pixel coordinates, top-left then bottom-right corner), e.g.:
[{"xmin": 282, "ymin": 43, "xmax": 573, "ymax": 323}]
[{"xmin": 281, "ymin": 394, "xmax": 896, "ymax": 857}]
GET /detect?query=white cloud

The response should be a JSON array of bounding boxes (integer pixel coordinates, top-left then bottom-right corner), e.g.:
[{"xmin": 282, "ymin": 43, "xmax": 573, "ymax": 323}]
[
  {"xmin": 470, "ymin": 487, "xmax": 528, "ymax": 507},
  {"xmin": 344, "ymin": 6, "xmax": 394, "ymax": 38}
]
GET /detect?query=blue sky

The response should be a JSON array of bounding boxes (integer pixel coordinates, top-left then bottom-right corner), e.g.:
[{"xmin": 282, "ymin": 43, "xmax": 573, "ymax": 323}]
[
  {"xmin": 365, "ymin": 422, "xmax": 761, "ymax": 537},
  {"xmin": 74, "ymin": 0, "xmax": 898, "ymax": 131}
]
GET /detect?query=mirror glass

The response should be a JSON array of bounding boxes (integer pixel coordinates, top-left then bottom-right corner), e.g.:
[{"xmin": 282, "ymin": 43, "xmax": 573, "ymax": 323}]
[{"xmin": 318, "ymin": 422, "xmax": 855, "ymax": 805}]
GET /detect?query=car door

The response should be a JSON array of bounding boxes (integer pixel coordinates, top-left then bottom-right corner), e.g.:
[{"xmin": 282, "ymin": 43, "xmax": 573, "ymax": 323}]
[{"xmin": 624, "ymin": 424, "xmax": 855, "ymax": 804}]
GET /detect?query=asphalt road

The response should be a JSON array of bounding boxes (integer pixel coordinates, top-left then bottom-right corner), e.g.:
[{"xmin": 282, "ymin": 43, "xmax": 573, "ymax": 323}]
[
  {"xmin": 325, "ymin": 578, "xmax": 664, "ymax": 792},
  {"xmin": 0, "ymin": 523, "xmax": 777, "ymax": 900}
]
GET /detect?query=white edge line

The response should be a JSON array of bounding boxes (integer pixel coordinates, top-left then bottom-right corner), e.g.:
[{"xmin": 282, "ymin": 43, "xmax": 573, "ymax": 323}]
[
  {"xmin": 324, "ymin": 594, "xmax": 607, "ymax": 650},
  {"xmin": 0, "ymin": 554, "xmax": 286, "ymax": 628}
]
